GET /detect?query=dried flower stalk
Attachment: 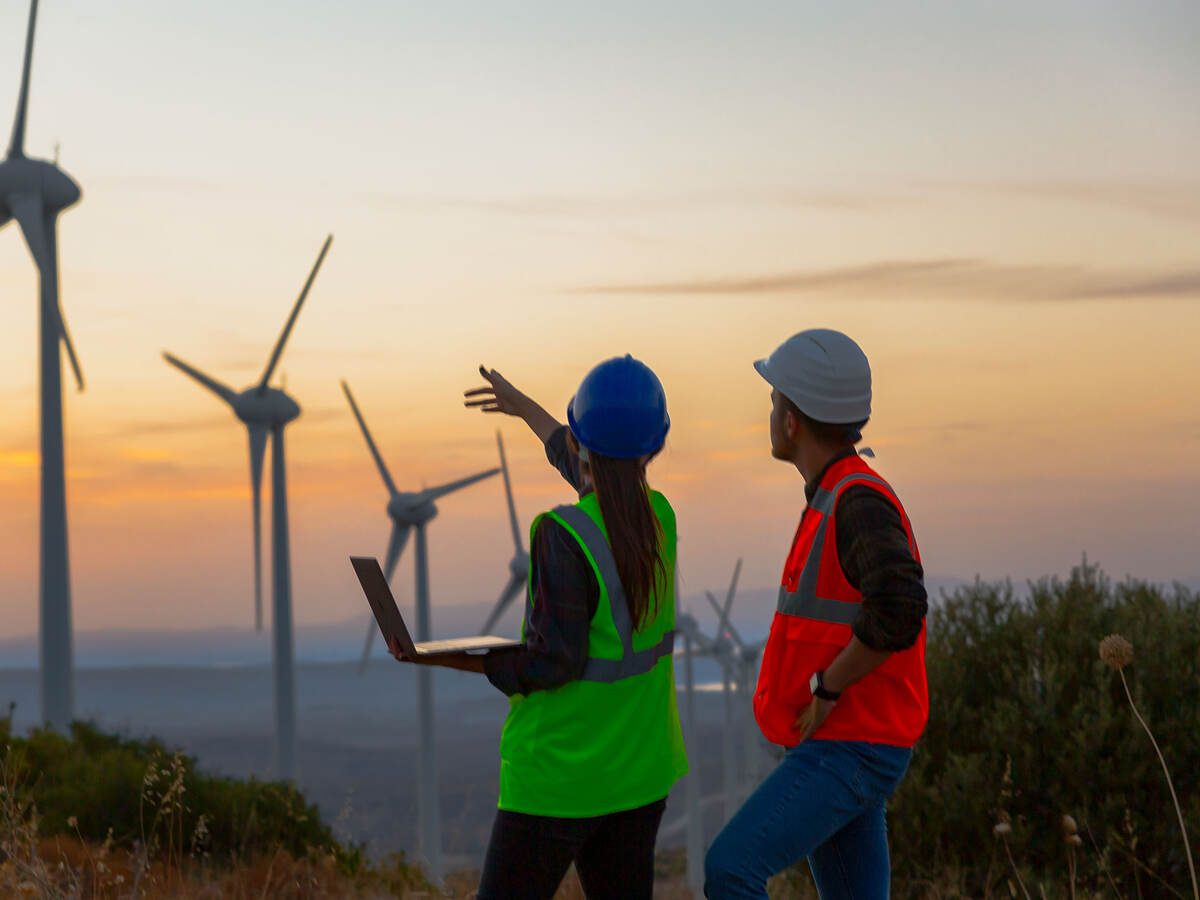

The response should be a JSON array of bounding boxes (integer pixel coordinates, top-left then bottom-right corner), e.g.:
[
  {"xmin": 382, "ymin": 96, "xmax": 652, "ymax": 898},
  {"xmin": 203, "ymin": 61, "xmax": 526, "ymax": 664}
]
[{"xmin": 1102, "ymin": 634, "xmax": 1198, "ymax": 900}]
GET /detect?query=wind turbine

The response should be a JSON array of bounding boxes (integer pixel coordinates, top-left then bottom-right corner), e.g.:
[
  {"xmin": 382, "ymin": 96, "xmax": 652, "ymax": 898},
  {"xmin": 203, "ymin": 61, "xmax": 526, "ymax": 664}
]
[
  {"xmin": 705, "ymin": 607, "xmax": 739, "ymax": 819},
  {"xmin": 341, "ymin": 379, "xmax": 498, "ymax": 884},
  {"xmin": 674, "ymin": 557, "xmax": 718, "ymax": 895},
  {"xmin": 705, "ymin": 559, "xmax": 769, "ymax": 805},
  {"xmin": 1, "ymin": 0, "xmax": 85, "ymax": 732},
  {"xmin": 479, "ymin": 430, "xmax": 528, "ymax": 635},
  {"xmin": 163, "ymin": 234, "xmax": 332, "ymax": 781}
]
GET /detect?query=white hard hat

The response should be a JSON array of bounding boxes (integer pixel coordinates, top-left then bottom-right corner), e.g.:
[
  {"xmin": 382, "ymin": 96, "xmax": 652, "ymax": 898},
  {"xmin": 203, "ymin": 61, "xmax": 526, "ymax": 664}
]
[{"xmin": 754, "ymin": 329, "xmax": 872, "ymax": 423}]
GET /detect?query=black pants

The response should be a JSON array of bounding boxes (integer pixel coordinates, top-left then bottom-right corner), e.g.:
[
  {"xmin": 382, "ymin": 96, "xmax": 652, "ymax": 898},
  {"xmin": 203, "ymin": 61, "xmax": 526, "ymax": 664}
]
[{"xmin": 475, "ymin": 796, "xmax": 667, "ymax": 900}]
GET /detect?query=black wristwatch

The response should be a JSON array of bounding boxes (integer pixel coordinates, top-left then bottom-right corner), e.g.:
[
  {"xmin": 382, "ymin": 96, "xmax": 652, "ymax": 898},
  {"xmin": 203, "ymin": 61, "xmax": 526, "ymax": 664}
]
[{"xmin": 809, "ymin": 670, "xmax": 842, "ymax": 702}]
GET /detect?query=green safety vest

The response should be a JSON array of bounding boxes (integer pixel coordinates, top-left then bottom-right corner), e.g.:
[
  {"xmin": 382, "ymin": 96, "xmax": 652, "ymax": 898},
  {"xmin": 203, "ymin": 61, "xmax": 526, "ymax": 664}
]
[{"xmin": 497, "ymin": 489, "xmax": 689, "ymax": 817}]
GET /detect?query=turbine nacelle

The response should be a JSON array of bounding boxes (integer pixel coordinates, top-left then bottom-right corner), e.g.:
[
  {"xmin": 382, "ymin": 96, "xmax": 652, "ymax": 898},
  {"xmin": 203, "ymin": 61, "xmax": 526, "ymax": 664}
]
[
  {"xmin": 509, "ymin": 551, "xmax": 530, "ymax": 579},
  {"xmin": 0, "ymin": 156, "xmax": 81, "ymax": 213},
  {"xmin": 232, "ymin": 387, "xmax": 300, "ymax": 427},
  {"xmin": 388, "ymin": 492, "xmax": 437, "ymax": 526}
]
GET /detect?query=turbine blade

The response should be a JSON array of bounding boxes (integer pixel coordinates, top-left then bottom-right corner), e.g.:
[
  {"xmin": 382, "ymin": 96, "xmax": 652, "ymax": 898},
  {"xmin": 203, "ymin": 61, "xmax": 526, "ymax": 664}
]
[
  {"xmin": 383, "ymin": 523, "xmax": 412, "ymax": 581},
  {"xmin": 704, "ymin": 590, "xmax": 726, "ymax": 629},
  {"xmin": 58, "ymin": 308, "xmax": 84, "ymax": 392},
  {"xmin": 357, "ymin": 616, "xmax": 376, "ymax": 676},
  {"xmin": 43, "ymin": 219, "xmax": 83, "ymax": 391},
  {"xmin": 163, "ymin": 353, "xmax": 237, "ymax": 405},
  {"xmin": 705, "ymin": 590, "xmax": 746, "ymax": 651},
  {"xmin": 248, "ymin": 423, "xmax": 268, "ymax": 631},
  {"xmin": 341, "ymin": 380, "xmax": 397, "ymax": 495},
  {"xmin": 723, "ymin": 558, "xmax": 743, "ymax": 618},
  {"xmin": 7, "ymin": 0, "xmax": 38, "ymax": 158},
  {"xmin": 423, "ymin": 467, "xmax": 500, "ymax": 503},
  {"xmin": 497, "ymin": 431, "xmax": 522, "ymax": 552},
  {"xmin": 9, "ymin": 193, "xmax": 49, "ymax": 271},
  {"xmin": 258, "ymin": 234, "xmax": 332, "ymax": 392},
  {"xmin": 12, "ymin": 197, "xmax": 85, "ymax": 392},
  {"xmin": 481, "ymin": 574, "xmax": 524, "ymax": 635}
]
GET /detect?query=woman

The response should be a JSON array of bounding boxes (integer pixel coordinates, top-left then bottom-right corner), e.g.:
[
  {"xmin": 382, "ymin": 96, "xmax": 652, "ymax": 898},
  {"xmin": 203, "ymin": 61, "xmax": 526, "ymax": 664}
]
[{"xmin": 386, "ymin": 356, "xmax": 688, "ymax": 900}]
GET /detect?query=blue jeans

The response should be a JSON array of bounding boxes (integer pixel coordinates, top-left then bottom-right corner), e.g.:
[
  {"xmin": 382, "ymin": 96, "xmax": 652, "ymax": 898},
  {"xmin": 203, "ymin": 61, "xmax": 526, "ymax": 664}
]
[{"xmin": 704, "ymin": 739, "xmax": 913, "ymax": 900}]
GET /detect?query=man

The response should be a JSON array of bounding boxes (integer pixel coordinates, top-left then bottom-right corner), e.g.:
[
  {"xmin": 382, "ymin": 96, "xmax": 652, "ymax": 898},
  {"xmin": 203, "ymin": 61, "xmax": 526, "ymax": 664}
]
[{"xmin": 704, "ymin": 329, "xmax": 928, "ymax": 899}]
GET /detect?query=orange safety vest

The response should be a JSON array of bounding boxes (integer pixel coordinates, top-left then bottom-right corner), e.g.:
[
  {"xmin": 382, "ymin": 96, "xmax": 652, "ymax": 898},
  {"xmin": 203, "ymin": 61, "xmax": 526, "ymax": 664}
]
[{"xmin": 753, "ymin": 454, "xmax": 928, "ymax": 748}]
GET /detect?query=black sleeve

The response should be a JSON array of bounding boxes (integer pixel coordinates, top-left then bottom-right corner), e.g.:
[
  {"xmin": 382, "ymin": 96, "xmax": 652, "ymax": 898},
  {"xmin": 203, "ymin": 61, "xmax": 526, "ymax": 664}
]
[
  {"xmin": 544, "ymin": 425, "xmax": 586, "ymax": 494},
  {"xmin": 483, "ymin": 515, "xmax": 599, "ymax": 696},
  {"xmin": 834, "ymin": 485, "xmax": 928, "ymax": 653}
]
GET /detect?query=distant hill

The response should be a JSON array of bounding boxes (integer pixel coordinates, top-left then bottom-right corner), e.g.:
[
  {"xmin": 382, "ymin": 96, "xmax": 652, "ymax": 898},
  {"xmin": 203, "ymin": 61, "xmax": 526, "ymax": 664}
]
[
  {"xmin": 6, "ymin": 573, "xmax": 1189, "ymax": 669},
  {"xmin": 1, "ymin": 575, "xmax": 974, "ymax": 669},
  {"xmin": 0, "ymin": 602, "xmax": 500, "ymax": 669}
]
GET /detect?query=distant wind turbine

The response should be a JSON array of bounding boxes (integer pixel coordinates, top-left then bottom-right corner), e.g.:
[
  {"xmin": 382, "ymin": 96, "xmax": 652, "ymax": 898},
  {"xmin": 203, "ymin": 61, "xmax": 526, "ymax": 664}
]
[
  {"xmin": 1, "ymin": 0, "xmax": 86, "ymax": 732},
  {"xmin": 673, "ymin": 556, "xmax": 717, "ymax": 895},
  {"xmin": 704, "ymin": 558, "xmax": 754, "ymax": 822},
  {"xmin": 480, "ymin": 431, "xmax": 529, "ymax": 635},
  {"xmin": 705, "ymin": 558, "xmax": 769, "ymax": 805},
  {"xmin": 163, "ymin": 234, "xmax": 332, "ymax": 781},
  {"xmin": 341, "ymin": 380, "xmax": 498, "ymax": 884},
  {"xmin": 343, "ymin": 381, "xmax": 500, "ymax": 673}
]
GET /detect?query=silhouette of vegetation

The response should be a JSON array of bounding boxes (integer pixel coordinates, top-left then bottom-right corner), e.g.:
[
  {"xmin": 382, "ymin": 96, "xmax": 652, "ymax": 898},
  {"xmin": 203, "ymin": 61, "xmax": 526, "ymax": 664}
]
[
  {"xmin": 888, "ymin": 559, "xmax": 1199, "ymax": 896},
  {"xmin": 4, "ymin": 558, "xmax": 1197, "ymax": 897},
  {"xmin": 0, "ymin": 718, "xmax": 344, "ymax": 866},
  {"xmin": 0, "ymin": 713, "xmax": 433, "ymax": 896}
]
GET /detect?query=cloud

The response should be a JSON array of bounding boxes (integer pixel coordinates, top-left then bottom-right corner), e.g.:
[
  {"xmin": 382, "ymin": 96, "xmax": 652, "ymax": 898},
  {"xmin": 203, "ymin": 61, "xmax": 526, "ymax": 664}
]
[
  {"xmin": 568, "ymin": 259, "xmax": 1200, "ymax": 301},
  {"xmin": 88, "ymin": 175, "xmax": 221, "ymax": 193},
  {"xmin": 1063, "ymin": 270, "xmax": 1200, "ymax": 299},
  {"xmin": 945, "ymin": 179, "xmax": 1200, "ymax": 225},
  {"xmin": 362, "ymin": 187, "xmax": 904, "ymax": 220}
]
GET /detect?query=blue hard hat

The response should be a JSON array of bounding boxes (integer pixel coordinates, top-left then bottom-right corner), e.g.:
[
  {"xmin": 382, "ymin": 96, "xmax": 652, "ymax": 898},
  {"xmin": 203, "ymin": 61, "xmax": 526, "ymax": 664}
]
[{"xmin": 567, "ymin": 355, "xmax": 670, "ymax": 459}]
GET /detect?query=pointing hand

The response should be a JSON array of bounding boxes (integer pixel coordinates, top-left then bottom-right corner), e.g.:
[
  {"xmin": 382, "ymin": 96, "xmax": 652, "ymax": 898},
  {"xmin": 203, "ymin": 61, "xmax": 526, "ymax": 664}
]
[{"xmin": 465, "ymin": 365, "xmax": 526, "ymax": 417}]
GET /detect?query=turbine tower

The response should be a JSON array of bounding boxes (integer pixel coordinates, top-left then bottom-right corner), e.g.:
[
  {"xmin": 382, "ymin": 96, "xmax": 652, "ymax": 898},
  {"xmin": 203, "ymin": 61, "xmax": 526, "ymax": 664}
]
[
  {"xmin": 163, "ymin": 235, "xmax": 332, "ymax": 781},
  {"xmin": 673, "ymin": 558, "xmax": 718, "ymax": 894},
  {"xmin": 480, "ymin": 430, "xmax": 528, "ymax": 635},
  {"xmin": 341, "ymin": 380, "xmax": 498, "ymax": 884},
  {"xmin": 1, "ymin": 0, "xmax": 86, "ymax": 732},
  {"xmin": 705, "ymin": 559, "xmax": 768, "ymax": 804},
  {"xmin": 704, "ymin": 558, "xmax": 754, "ymax": 822}
]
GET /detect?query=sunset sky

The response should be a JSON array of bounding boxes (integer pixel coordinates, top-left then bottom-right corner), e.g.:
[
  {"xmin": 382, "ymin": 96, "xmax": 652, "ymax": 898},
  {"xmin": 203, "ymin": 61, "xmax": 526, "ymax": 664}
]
[{"xmin": 1, "ymin": 0, "xmax": 1198, "ymax": 636}]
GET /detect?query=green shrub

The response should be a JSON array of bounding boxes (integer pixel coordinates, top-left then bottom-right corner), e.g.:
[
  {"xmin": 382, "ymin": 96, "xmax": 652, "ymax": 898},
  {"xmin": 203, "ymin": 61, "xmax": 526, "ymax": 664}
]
[
  {"xmin": 889, "ymin": 559, "xmax": 1200, "ymax": 896},
  {"xmin": 0, "ymin": 720, "xmax": 359, "ymax": 870}
]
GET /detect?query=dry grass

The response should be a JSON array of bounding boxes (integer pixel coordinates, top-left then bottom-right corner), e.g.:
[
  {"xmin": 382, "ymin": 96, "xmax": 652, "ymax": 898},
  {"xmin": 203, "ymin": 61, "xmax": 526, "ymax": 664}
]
[
  {"xmin": 0, "ymin": 837, "xmax": 434, "ymax": 898},
  {"xmin": 2, "ymin": 627, "xmax": 1193, "ymax": 898}
]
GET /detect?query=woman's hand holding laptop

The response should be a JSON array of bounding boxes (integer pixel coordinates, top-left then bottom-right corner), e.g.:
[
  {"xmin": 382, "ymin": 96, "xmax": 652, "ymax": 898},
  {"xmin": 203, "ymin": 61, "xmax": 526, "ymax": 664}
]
[{"xmin": 387, "ymin": 635, "xmax": 488, "ymax": 673}]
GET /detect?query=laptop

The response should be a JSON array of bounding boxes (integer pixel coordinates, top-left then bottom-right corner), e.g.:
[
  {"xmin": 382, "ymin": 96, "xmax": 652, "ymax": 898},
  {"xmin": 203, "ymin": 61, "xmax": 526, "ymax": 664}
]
[{"xmin": 350, "ymin": 556, "xmax": 524, "ymax": 658}]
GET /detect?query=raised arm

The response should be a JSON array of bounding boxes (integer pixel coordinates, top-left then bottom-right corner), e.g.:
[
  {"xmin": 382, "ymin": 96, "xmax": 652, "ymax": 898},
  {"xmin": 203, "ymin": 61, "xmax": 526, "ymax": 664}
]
[{"xmin": 465, "ymin": 365, "xmax": 562, "ymax": 444}]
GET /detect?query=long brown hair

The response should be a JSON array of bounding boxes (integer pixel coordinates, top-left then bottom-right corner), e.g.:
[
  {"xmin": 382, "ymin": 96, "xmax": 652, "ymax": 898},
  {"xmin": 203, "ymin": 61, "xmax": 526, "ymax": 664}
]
[{"xmin": 589, "ymin": 449, "xmax": 667, "ymax": 631}]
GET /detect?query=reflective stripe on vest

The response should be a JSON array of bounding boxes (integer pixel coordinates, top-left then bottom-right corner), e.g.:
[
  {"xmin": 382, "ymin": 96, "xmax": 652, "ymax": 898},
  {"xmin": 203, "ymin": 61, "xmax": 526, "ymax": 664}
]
[
  {"xmin": 550, "ymin": 504, "xmax": 676, "ymax": 682},
  {"xmin": 776, "ymin": 472, "xmax": 916, "ymax": 624},
  {"xmin": 754, "ymin": 455, "xmax": 928, "ymax": 748}
]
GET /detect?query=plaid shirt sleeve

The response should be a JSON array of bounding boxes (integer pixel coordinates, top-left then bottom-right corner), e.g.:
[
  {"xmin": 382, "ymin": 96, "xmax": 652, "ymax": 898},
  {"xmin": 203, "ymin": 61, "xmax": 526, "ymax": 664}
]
[
  {"xmin": 544, "ymin": 425, "xmax": 585, "ymax": 494},
  {"xmin": 483, "ymin": 515, "xmax": 598, "ymax": 697},
  {"xmin": 835, "ymin": 485, "xmax": 928, "ymax": 652}
]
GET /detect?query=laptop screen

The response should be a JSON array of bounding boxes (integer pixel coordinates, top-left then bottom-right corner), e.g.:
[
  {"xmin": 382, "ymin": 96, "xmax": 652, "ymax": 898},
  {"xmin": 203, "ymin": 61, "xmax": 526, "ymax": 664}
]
[{"xmin": 350, "ymin": 557, "xmax": 416, "ymax": 656}]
